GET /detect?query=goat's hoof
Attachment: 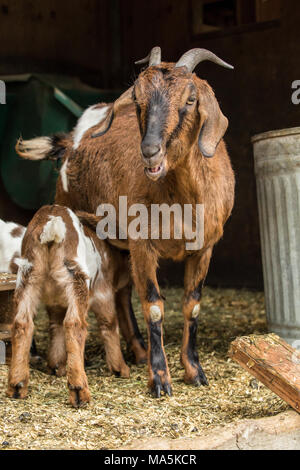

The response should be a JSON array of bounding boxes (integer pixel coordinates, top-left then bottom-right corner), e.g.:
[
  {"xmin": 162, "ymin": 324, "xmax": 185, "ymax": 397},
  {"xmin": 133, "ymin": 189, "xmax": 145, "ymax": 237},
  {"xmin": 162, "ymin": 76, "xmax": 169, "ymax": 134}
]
[
  {"xmin": 55, "ymin": 365, "xmax": 67, "ymax": 378},
  {"xmin": 150, "ymin": 373, "xmax": 173, "ymax": 398},
  {"xmin": 109, "ymin": 357, "xmax": 131, "ymax": 379},
  {"xmin": 68, "ymin": 384, "xmax": 91, "ymax": 408},
  {"xmin": 48, "ymin": 364, "xmax": 66, "ymax": 377},
  {"xmin": 134, "ymin": 349, "xmax": 147, "ymax": 365},
  {"xmin": 135, "ymin": 355, "xmax": 147, "ymax": 366},
  {"xmin": 185, "ymin": 365, "xmax": 209, "ymax": 387},
  {"xmin": 7, "ymin": 381, "xmax": 28, "ymax": 399},
  {"xmin": 111, "ymin": 364, "xmax": 130, "ymax": 379},
  {"xmin": 130, "ymin": 341, "xmax": 147, "ymax": 365},
  {"xmin": 120, "ymin": 364, "xmax": 130, "ymax": 378},
  {"xmin": 30, "ymin": 355, "xmax": 43, "ymax": 366}
]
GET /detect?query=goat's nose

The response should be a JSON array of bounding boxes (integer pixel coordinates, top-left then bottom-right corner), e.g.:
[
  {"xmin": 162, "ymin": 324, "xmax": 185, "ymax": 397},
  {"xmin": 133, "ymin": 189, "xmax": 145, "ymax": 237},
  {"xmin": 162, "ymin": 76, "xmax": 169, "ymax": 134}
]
[{"xmin": 141, "ymin": 143, "xmax": 161, "ymax": 159}]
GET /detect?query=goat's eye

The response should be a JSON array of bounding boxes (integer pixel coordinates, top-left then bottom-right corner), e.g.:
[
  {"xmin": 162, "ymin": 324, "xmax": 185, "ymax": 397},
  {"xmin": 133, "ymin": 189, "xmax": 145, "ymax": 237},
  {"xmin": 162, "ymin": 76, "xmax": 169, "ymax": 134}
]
[{"xmin": 186, "ymin": 97, "xmax": 196, "ymax": 106}]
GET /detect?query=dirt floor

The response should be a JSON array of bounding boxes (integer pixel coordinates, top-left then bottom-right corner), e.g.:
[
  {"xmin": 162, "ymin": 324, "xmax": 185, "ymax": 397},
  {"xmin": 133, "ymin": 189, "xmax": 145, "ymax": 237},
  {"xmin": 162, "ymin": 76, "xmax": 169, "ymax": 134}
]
[{"xmin": 0, "ymin": 287, "xmax": 289, "ymax": 450}]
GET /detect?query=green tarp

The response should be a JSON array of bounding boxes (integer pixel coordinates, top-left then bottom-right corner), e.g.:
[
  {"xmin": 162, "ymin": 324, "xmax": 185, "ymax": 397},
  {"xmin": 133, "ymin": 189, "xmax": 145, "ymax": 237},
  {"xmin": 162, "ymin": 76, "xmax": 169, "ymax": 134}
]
[{"xmin": 0, "ymin": 74, "xmax": 120, "ymax": 210}]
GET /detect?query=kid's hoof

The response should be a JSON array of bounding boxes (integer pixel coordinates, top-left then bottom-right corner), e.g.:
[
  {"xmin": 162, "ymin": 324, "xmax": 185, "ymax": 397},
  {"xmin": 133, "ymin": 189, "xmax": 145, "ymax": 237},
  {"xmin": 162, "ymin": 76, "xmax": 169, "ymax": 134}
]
[
  {"xmin": 111, "ymin": 363, "xmax": 130, "ymax": 379},
  {"xmin": 68, "ymin": 384, "xmax": 91, "ymax": 408},
  {"xmin": 135, "ymin": 355, "xmax": 147, "ymax": 366},
  {"xmin": 7, "ymin": 382, "xmax": 28, "ymax": 399},
  {"xmin": 131, "ymin": 341, "xmax": 147, "ymax": 365},
  {"xmin": 120, "ymin": 364, "xmax": 130, "ymax": 378},
  {"xmin": 47, "ymin": 364, "xmax": 66, "ymax": 377}
]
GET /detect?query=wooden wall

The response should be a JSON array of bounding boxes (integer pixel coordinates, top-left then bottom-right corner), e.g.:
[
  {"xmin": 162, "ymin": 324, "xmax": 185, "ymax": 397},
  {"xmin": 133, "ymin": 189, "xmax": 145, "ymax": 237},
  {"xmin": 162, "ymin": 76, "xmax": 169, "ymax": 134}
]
[
  {"xmin": 0, "ymin": 0, "xmax": 111, "ymax": 85},
  {"xmin": 0, "ymin": 0, "xmax": 300, "ymax": 287},
  {"xmin": 120, "ymin": 0, "xmax": 300, "ymax": 288}
]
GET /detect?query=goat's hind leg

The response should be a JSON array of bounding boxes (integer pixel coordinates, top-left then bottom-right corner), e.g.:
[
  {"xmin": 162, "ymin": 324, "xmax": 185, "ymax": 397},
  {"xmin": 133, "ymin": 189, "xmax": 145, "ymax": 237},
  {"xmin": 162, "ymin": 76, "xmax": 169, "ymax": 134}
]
[
  {"xmin": 181, "ymin": 249, "xmax": 212, "ymax": 387},
  {"xmin": 64, "ymin": 280, "xmax": 91, "ymax": 408},
  {"xmin": 116, "ymin": 285, "xmax": 147, "ymax": 365},
  {"xmin": 7, "ymin": 283, "xmax": 39, "ymax": 399},
  {"xmin": 92, "ymin": 293, "xmax": 130, "ymax": 378},
  {"xmin": 47, "ymin": 306, "xmax": 67, "ymax": 377}
]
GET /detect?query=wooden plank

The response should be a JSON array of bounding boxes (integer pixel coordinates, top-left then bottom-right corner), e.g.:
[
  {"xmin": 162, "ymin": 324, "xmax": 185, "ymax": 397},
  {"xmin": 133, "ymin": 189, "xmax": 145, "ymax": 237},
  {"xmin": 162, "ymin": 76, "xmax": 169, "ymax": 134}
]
[
  {"xmin": 229, "ymin": 334, "xmax": 300, "ymax": 413},
  {"xmin": 0, "ymin": 278, "xmax": 15, "ymax": 338},
  {"xmin": 0, "ymin": 329, "xmax": 11, "ymax": 342},
  {"xmin": 0, "ymin": 322, "xmax": 12, "ymax": 364},
  {"xmin": 0, "ymin": 281, "xmax": 16, "ymax": 292},
  {"xmin": 0, "ymin": 273, "xmax": 16, "ymax": 292},
  {"xmin": 256, "ymin": 0, "xmax": 281, "ymax": 22},
  {"xmin": 236, "ymin": 0, "xmax": 256, "ymax": 26}
]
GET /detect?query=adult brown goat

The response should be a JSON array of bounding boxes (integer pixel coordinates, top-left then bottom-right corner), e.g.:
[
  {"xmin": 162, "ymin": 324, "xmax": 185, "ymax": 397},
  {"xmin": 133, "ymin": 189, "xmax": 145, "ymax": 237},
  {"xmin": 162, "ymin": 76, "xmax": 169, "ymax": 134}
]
[{"xmin": 16, "ymin": 47, "xmax": 235, "ymax": 398}]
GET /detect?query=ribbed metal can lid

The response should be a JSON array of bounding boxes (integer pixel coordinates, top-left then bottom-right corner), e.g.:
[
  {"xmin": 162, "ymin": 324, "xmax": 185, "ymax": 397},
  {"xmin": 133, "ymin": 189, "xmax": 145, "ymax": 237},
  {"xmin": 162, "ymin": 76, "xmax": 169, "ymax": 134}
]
[{"xmin": 252, "ymin": 127, "xmax": 300, "ymax": 144}]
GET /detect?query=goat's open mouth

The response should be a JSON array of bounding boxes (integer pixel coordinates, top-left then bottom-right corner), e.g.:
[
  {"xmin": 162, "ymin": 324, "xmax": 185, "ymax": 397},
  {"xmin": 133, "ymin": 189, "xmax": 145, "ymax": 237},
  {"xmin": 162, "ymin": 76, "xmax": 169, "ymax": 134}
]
[{"xmin": 145, "ymin": 163, "xmax": 164, "ymax": 180}]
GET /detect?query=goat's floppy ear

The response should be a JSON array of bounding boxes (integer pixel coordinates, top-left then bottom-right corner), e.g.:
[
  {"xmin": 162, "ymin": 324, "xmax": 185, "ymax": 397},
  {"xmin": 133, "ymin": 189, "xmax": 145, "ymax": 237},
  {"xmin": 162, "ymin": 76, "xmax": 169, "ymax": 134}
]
[
  {"xmin": 197, "ymin": 86, "xmax": 228, "ymax": 158},
  {"xmin": 92, "ymin": 87, "xmax": 134, "ymax": 138}
]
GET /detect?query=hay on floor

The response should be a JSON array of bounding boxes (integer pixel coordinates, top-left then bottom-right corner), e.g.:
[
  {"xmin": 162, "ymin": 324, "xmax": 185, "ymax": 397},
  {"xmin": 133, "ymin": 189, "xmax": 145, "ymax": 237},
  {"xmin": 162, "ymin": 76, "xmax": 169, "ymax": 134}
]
[{"xmin": 0, "ymin": 287, "xmax": 289, "ymax": 450}]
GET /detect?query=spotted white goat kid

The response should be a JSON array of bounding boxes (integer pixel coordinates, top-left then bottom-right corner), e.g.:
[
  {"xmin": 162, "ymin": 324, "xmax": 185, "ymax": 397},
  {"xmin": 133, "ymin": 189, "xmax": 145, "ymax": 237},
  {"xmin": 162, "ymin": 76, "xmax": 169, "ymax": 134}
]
[
  {"xmin": 7, "ymin": 205, "xmax": 130, "ymax": 408},
  {"xmin": 0, "ymin": 219, "xmax": 26, "ymax": 274}
]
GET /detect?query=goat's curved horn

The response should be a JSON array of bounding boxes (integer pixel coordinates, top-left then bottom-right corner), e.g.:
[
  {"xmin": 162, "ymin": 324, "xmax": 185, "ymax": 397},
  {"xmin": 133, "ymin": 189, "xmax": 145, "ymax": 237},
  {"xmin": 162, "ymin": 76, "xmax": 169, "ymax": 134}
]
[
  {"xmin": 135, "ymin": 46, "xmax": 161, "ymax": 67},
  {"xmin": 175, "ymin": 48, "xmax": 233, "ymax": 72},
  {"xmin": 92, "ymin": 87, "xmax": 134, "ymax": 138}
]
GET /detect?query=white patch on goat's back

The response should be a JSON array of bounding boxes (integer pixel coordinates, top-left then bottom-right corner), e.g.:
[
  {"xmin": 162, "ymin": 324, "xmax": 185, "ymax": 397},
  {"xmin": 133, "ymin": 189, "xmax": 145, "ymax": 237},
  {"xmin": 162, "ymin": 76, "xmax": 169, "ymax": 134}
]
[
  {"xmin": 60, "ymin": 158, "xmax": 69, "ymax": 192},
  {"xmin": 15, "ymin": 258, "xmax": 33, "ymax": 289},
  {"xmin": 0, "ymin": 220, "xmax": 26, "ymax": 273},
  {"xmin": 67, "ymin": 209, "xmax": 102, "ymax": 287},
  {"xmin": 40, "ymin": 216, "xmax": 66, "ymax": 244},
  {"xmin": 73, "ymin": 105, "xmax": 108, "ymax": 150}
]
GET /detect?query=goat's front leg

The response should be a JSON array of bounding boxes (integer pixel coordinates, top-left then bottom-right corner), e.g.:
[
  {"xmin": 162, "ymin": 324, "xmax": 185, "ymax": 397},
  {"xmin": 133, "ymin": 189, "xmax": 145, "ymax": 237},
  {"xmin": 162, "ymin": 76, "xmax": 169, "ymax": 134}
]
[
  {"xmin": 181, "ymin": 248, "xmax": 212, "ymax": 387},
  {"xmin": 130, "ymin": 242, "xmax": 172, "ymax": 398}
]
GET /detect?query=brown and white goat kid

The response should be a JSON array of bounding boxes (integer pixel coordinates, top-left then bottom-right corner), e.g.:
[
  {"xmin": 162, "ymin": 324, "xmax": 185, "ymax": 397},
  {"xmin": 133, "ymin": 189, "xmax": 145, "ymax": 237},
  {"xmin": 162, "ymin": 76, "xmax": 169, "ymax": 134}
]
[
  {"xmin": 16, "ymin": 47, "xmax": 235, "ymax": 398},
  {"xmin": 0, "ymin": 219, "xmax": 26, "ymax": 274},
  {"xmin": 7, "ymin": 205, "xmax": 130, "ymax": 407}
]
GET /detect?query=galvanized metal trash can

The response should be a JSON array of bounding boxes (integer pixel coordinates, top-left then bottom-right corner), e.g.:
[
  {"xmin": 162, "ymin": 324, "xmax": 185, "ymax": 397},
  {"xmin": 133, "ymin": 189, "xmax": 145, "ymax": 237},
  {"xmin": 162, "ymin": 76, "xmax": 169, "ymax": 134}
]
[{"xmin": 252, "ymin": 127, "xmax": 300, "ymax": 344}]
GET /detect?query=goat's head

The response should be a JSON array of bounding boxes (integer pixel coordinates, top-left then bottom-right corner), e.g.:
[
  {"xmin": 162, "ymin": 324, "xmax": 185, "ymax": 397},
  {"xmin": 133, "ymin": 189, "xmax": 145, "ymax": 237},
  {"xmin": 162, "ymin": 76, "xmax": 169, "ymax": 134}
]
[{"xmin": 93, "ymin": 47, "xmax": 233, "ymax": 181}]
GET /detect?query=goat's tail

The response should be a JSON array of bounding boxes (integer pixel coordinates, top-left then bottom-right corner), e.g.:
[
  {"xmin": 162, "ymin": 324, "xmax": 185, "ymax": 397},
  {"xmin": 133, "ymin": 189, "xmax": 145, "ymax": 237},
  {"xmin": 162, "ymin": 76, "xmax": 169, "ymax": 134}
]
[
  {"xmin": 16, "ymin": 133, "xmax": 69, "ymax": 161},
  {"xmin": 76, "ymin": 211, "xmax": 101, "ymax": 231},
  {"xmin": 39, "ymin": 216, "xmax": 66, "ymax": 245}
]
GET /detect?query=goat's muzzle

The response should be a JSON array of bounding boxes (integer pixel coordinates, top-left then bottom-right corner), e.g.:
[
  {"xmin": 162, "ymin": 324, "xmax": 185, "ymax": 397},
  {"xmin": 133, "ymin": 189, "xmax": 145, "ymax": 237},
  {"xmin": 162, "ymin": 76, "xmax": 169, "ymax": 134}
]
[
  {"xmin": 141, "ymin": 142, "xmax": 161, "ymax": 160},
  {"xmin": 141, "ymin": 145, "xmax": 165, "ymax": 181}
]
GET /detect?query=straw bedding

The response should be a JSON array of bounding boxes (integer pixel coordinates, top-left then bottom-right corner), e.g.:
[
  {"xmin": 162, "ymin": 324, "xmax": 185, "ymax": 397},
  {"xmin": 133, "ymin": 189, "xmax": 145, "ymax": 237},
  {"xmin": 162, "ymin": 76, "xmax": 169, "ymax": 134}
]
[{"xmin": 0, "ymin": 287, "xmax": 288, "ymax": 450}]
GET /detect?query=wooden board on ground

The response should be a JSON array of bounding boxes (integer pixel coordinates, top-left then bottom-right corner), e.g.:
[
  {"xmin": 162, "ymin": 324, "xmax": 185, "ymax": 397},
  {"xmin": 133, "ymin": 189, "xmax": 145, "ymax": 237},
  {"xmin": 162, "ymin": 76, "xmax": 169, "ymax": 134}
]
[
  {"xmin": 0, "ymin": 274, "xmax": 16, "ymax": 354},
  {"xmin": 0, "ymin": 273, "xmax": 16, "ymax": 292},
  {"xmin": 229, "ymin": 334, "xmax": 300, "ymax": 413},
  {"xmin": 0, "ymin": 327, "xmax": 12, "ymax": 342}
]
